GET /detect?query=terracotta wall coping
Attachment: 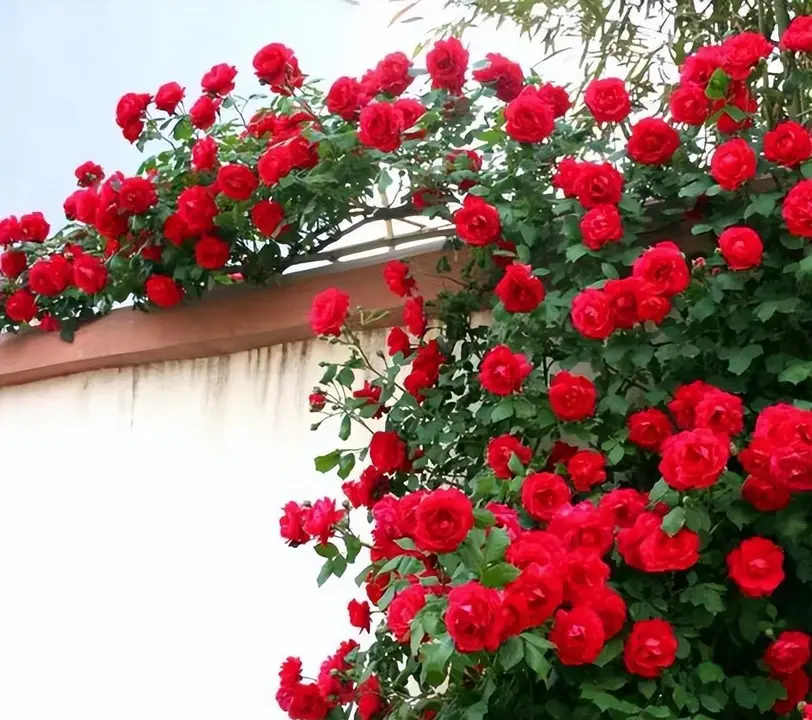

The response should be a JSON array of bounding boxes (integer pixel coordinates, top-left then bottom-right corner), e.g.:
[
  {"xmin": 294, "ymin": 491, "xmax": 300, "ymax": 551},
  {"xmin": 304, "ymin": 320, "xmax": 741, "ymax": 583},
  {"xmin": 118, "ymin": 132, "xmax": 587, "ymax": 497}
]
[{"xmin": 0, "ymin": 248, "xmax": 465, "ymax": 389}]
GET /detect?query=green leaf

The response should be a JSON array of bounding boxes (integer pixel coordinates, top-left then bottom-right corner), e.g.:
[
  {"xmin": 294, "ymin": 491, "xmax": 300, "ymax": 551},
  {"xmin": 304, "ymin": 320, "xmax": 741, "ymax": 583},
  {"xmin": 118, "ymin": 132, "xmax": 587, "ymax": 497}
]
[
  {"xmin": 779, "ymin": 361, "xmax": 812, "ymax": 385},
  {"xmin": 728, "ymin": 344, "xmax": 763, "ymax": 375},
  {"xmin": 420, "ymin": 635, "xmax": 454, "ymax": 684},
  {"xmin": 474, "ymin": 508, "xmax": 496, "ymax": 528},
  {"xmin": 484, "ymin": 527, "xmax": 510, "ymax": 564},
  {"xmin": 337, "ymin": 453, "xmax": 356, "ymax": 480},
  {"xmin": 661, "ymin": 507, "xmax": 687, "ymax": 536},
  {"xmin": 566, "ymin": 244, "xmax": 590, "ymax": 262},
  {"xmin": 705, "ymin": 68, "xmax": 730, "ymax": 100},
  {"xmin": 320, "ymin": 364, "xmax": 338, "ymax": 384},
  {"xmin": 594, "ymin": 636, "xmax": 623, "ymax": 667},
  {"xmin": 490, "ymin": 400, "xmax": 514, "ymax": 423},
  {"xmin": 498, "ymin": 635, "xmax": 524, "ymax": 671},
  {"xmin": 581, "ymin": 688, "xmax": 641, "ymax": 714},
  {"xmin": 523, "ymin": 641, "xmax": 551, "ymax": 679},
  {"xmin": 314, "ymin": 450, "xmax": 341, "ymax": 473},
  {"xmin": 697, "ymin": 661, "xmax": 725, "ymax": 684},
  {"xmin": 315, "ymin": 542, "xmax": 340, "ymax": 559},
  {"xmin": 481, "ymin": 562, "xmax": 520, "ymax": 588},
  {"xmin": 338, "ymin": 415, "xmax": 351, "ymax": 441},
  {"xmin": 802, "ymin": 160, "xmax": 812, "ymax": 179},
  {"xmin": 650, "ymin": 478, "xmax": 679, "ymax": 506},
  {"xmin": 317, "ymin": 558, "xmax": 334, "ymax": 586},
  {"xmin": 336, "ymin": 367, "xmax": 354, "ymax": 388},
  {"xmin": 679, "ymin": 179, "xmax": 712, "ymax": 198}
]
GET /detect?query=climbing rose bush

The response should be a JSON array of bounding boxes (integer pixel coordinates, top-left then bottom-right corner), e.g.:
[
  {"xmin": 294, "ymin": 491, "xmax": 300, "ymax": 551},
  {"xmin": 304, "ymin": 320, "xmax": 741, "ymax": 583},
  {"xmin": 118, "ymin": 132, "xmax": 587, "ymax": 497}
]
[{"xmin": 268, "ymin": 19, "xmax": 812, "ymax": 720}]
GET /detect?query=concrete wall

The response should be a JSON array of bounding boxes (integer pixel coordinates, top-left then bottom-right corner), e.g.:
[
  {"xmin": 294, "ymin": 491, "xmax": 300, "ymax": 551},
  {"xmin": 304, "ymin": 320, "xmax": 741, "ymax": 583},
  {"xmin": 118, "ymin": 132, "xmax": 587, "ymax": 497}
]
[{"xmin": 0, "ymin": 330, "xmax": 388, "ymax": 720}]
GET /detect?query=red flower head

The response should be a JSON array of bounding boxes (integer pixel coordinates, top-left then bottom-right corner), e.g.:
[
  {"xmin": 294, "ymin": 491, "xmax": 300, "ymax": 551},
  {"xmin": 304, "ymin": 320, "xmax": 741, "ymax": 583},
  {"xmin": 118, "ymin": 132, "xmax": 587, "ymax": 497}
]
[
  {"xmin": 659, "ymin": 428, "xmax": 729, "ymax": 491},
  {"xmin": 781, "ymin": 16, "xmax": 812, "ymax": 52},
  {"xmin": 145, "ymin": 274, "xmax": 184, "ymax": 308},
  {"xmin": 624, "ymin": 619, "xmax": 678, "ymax": 678},
  {"xmin": 326, "ymin": 76, "xmax": 362, "ymax": 121},
  {"xmin": 73, "ymin": 254, "xmax": 108, "ymax": 295},
  {"xmin": 426, "ymin": 37, "xmax": 469, "ymax": 95},
  {"xmin": 580, "ymin": 204, "xmax": 624, "ymax": 250},
  {"xmin": 118, "ymin": 177, "xmax": 157, "ymax": 215},
  {"xmin": 251, "ymin": 200, "xmax": 285, "ymax": 237},
  {"xmin": 710, "ymin": 138, "xmax": 756, "ymax": 191},
  {"xmin": 369, "ymin": 431, "xmax": 407, "ymax": 474},
  {"xmin": 472, "ymin": 53, "xmax": 524, "ymax": 101},
  {"xmin": 194, "ymin": 234, "xmax": 230, "ymax": 270},
  {"xmin": 403, "ymin": 295, "xmax": 426, "ymax": 337},
  {"xmin": 720, "ymin": 31, "xmax": 773, "ymax": 80},
  {"xmin": 718, "ymin": 226, "xmax": 763, "ymax": 270},
  {"xmin": 358, "ymin": 102, "xmax": 404, "ymax": 153},
  {"xmin": 19, "ymin": 212, "xmax": 50, "ymax": 242},
  {"xmin": 727, "ymin": 537, "xmax": 785, "ymax": 597},
  {"xmin": 567, "ymin": 450, "xmax": 606, "ymax": 492},
  {"xmin": 387, "ymin": 327, "xmax": 412, "ymax": 357},
  {"xmin": 574, "ymin": 162, "xmax": 624, "ymax": 208},
  {"xmin": 177, "ymin": 184, "xmax": 218, "ymax": 234},
  {"xmin": 453, "ymin": 194, "xmax": 501, "ymax": 246},
  {"xmin": 549, "ymin": 371, "xmax": 596, "ymax": 422},
  {"xmin": 356, "ymin": 675, "xmax": 385, "ymax": 720},
  {"xmin": 521, "ymin": 472, "xmax": 572, "ymax": 522},
  {"xmin": 537, "ymin": 83, "xmax": 572, "ymax": 118},
  {"xmin": 599, "ymin": 488, "xmax": 648, "ymax": 529},
  {"xmin": 486, "ymin": 434, "xmax": 533, "ymax": 479},
  {"xmin": 0, "ymin": 250, "xmax": 26, "ymax": 279},
  {"xmin": 505, "ymin": 87, "xmax": 555, "ymax": 143},
  {"xmin": 154, "ymin": 82, "xmax": 185, "ymax": 113},
  {"xmin": 387, "ymin": 584, "xmax": 426, "ymax": 641},
  {"xmin": 189, "ymin": 95, "xmax": 221, "ymax": 130},
  {"xmin": 384, "ymin": 259, "xmax": 416, "ymax": 297},
  {"xmin": 376, "ymin": 52, "xmax": 414, "ymax": 96},
  {"xmin": 253, "ymin": 43, "xmax": 303, "ymax": 94},
  {"xmin": 552, "ymin": 157, "xmax": 583, "ymax": 197},
  {"xmin": 217, "ymin": 164, "xmax": 257, "ymax": 202},
  {"xmin": 783, "ymin": 178, "xmax": 812, "ymax": 237},
  {"xmin": 507, "ymin": 562, "xmax": 564, "ymax": 629},
  {"xmin": 191, "ymin": 136, "xmax": 219, "ymax": 172},
  {"xmin": 584, "ymin": 77, "xmax": 631, "ymax": 123},
  {"xmin": 495, "ymin": 263, "xmax": 545, "ymax": 313},
  {"xmin": 445, "ymin": 582, "xmax": 503, "ymax": 653},
  {"xmin": 550, "ymin": 606, "xmax": 606, "ymax": 665},
  {"xmin": 627, "ymin": 118, "xmax": 680, "ymax": 165},
  {"xmin": 5, "ymin": 289, "xmax": 38, "ymax": 323},
  {"xmin": 479, "ymin": 344, "xmax": 532, "ymax": 395},
  {"xmin": 571, "ymin": 288, "xmax": 615, "ymax": 340},
  {"xmin": 201, "ymin": 63, "xmax": 237, "ymax": 95},
  {"xmin": 628, "ymin": 408, "xmax": 673, "ymax": 451},
  {"xmin": 741, "ymin": 474, "xmax": 791, "ymax": 512},
  {"xmin": 764, "ymin": 120, "xmax": 812, "ymax": 167},
  {"xmin": 29, "ymin": 256, "xmax": 72, "ymax": 296},
  {"xmin": 414, "ymin": 488, "xmax": 474, "ymax": 553},
  {"xmin": 669, "ymin": 83, "xmax": 711, "ymax": 125},
  {"xmin": 309, "ymin": 288, "xmax": 350, "ymax": 336},
  {"xmin": 774, "ymin": 671, "xmax": 810, "ymax": 716},
  {"xmin": 632, "ymin": 241, "xmax": 690, "ymax": 296},
  {"xmin": 764, "ymin": 631, "xmax": 811, "ymax": 677},
  {"xmin": 74, "ymin": 161, "xmax": 105, "ymax": 187}
]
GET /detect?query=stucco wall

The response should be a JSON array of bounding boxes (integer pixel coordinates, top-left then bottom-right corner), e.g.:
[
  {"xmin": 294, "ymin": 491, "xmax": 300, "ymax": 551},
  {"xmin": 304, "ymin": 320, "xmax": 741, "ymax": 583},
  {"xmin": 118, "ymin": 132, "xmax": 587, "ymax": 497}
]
[{"xmin": 0, "ymin": 330, "xmax": 389, "ymax": 720}]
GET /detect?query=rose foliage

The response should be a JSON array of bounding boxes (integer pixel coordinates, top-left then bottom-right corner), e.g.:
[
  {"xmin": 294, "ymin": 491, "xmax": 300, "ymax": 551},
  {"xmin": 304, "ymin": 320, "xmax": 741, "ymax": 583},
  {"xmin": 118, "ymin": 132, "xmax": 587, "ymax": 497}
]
[{"xmin": 277, "ymin": 21, "xmax": 812, "ymax": 720}]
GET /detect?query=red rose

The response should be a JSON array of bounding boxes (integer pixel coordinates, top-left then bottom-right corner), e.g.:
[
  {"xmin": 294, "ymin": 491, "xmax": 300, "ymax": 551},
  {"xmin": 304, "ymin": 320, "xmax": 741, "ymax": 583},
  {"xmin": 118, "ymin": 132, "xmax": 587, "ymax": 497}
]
[
  {"xmin": 445, "ymin": 149, "xmax": 482, "ymax": 191},
  {"xmin": 765, "ymin": 631, "xmax": 811, "ymax": 677},
  {"xmin": 624, "ymin": 619, "xmax": 678, "ymax": 678},
  {"xmin": 552, "ymin": 157, "xmax": 583, "ymax": 197},
  {"xmin": 387, "ymin": 327, "xmax": 412, "ymax": 357},
  {"xmin": 253, "ymin": 43, "xmax": 303, "ymax": 94},
  {"xmin": 115, "ymin": 92, "xmax": 150, "ymax": 129},
  {"xmin": 284, "ymin": 683, "xmax": 327, "ymax": 719},
  {"xmin": 710, "ymin": 138, "xmax": 756, "ymax": 191},
  {"xmin": 781, "ymin": 16, "xmax": 812, "ymax": 52},
  {"xmin": 632, "ymin": 241, "xmax": 689, "ymax": 296},
  {"xmin": 669, "ymin": 83, "xmax": 711, "ymax": 125},
  {"xmin": 5, "ymin": 289, "xmax": 37, "ymax": 323},
  {"xmin": 375, "ymin": 52, "xmax": 414, "ymax": 96},
  {"xmin": 537, "ymin": 83, "xmax": 572, "ymax": 118},
  {"xmin": 19, "ymin": 212, "xmax": 50, "ymax": 242},
  {"xmin": 563, "ymin": 549, "xmax": 610, "ymax": 602},
  {"xmin": 548, "ymin": 501, "xmax": 614, "ymax": 555},
  {"xmin": 602, "ymin": 277, "xmax": 646, "ymax": 329},
  {"xmin": 579, "ymin": 204, "xmax": 623, "ymax": 250},
  {"xmin": 0, "ymin": 216, "xmax": 21, "ymax": 245},
  {"xmin": 783, "ymin": 178, "xmax": 812, "ymax": 237},
  {"xmin": 627, "ymin": 118, "xmax": 680, "ymax": 164},
  {"xmin": 145, "ymin": 275, "xmax": 184, "ymax": 308},
  {"xmin": 121, "ymin": 121, "xmax": 143, "ymax": 143},
  {"xmin": 582, "ymin": 585, "xmax": 627, "ymax": 638},
  {"xmin": 309, "ymin": 287, "xmax": 350, "ymax": 336},
  {"xmin": 774, "ymin": 671, "xmax": 810, "ymax": 716},
  {"xmin": 194, "ymin": 234, "xmax": 230, "ymax": 269},
  {"xmin": 720, "ymin": 31, "xmax": 773, "ymax": 81},
  {"xmin": 599, "ymin": 488, "xmax": 648, "ymax": 529},
  {"xmin": 29, "ymin": 256, "xmax": 71, "ymax": 296},
  {"xmin": 618, "ymin": 512, "xmax": 700, "ymax": 572},
  {"xmin": 764, "ymin": 120, "xmax": 812, "ymax": 167},
  {"xmin": 402, "ymin": 295, "xmax": 426, "ymax": 337},
  {"xmin": 718, "ymin": 226, "xmax": 763, "ymax": 270},
  {"xmin": 217, "ymin": 164, "xmax": 257, "ymax": 201},
  {"xmin": 495, "ymin": 263, "xmax": 545, "ymax": 313},
  {"xmin": 742, "ymin": 475, "xmax": 791, "ymax": 512},
  {"xmin": 250, "ymin": 199, "xmax": 285, "ymax": 237},
  {"xmin": 453, "ymin": 194, "xmax": 501, "ymax": 246},
  {"xmin": 72, "ymin": 255, "xmax": 108, "ymax": 294},
  {"xmin": 38, "ymin": 314, "xmax": 60, "ymax": 333},
  {"xmin": 574, "ymin": 162, "xmax": 624, "ymax": 208},
  {"xmin": 414, "ymin": 488, "xmax": 473, "ymax": 554},
  {"xmin": 680, "ymin": 46, "xmax": 723, "ymax": 85},
  {"xmin": 567, "ymin": 450, "xmax": 606, "ymax": 492},
  {"xmin": 387, "ymin": 584, "xmax": 426, "ymax": 641},
  {"xmin": 74, "ymin": 161, "xmax": 105, "ymax": 187},
  {"xmin": 505, "ymin": 530, "xmax": 566, "ymax": 570},
  {"xmin": 667, "ymin": 380, "xmax": 708, "ymax": 429},
  {"xmin": 309, "ymin": 391, "xmax": 327, "ymax": 412},
  {"xmin": 688, "ymin": 384, "xmax": 744, "ymax": 436},
  {"xmin": 584, "ymin": 77, "xmax": 631, "ymax": 123},
  {"xmin": 302, "ymin": 497, "xmax": 344, "ymax": 545},
  {"xmin": 383, "ymin": 260, "xmax": 416, "ymax": 297},
  {"xmin": 154, "ymin": 81, "xmax": 184, "ymax": 113},
  {"xmin": 191, "ymin": 137, "xmax": 218, "ymax": 172},
  {"xmin": 550, "ymin": 606, "xmax": 606, "ymax": 666},
  {"xmin": 189, "ymin": 95, "xmax": 221, "ymax": 129},
  {"xmin": 479, "ymin": 344, "xmax": 532, "ymax": 395},
  {"xmin": 426, "ymin": 37, "xmax": 468, "ymax": 95},
  {"xmin": 358, "ymin": 102, "xmax": 404, "ymax": 152},
  {"xmin": 549, "ymin": 371, "xmax": 596, "ymax": 422},
  {"xmin": 118, "ymin": 177, "xmax": 157, "ymax": 215},
  {"xmin": 369, "ymin": 431, "xmax": 407, "ymax": 474},
  {"xmin": 446, "ymin": 582, "xmax": 502, "ymax": 653},
  {"xmin": 0, "ymin": 250, "xmax": 26, "ymax": 279},
  {"xmin": 258, "ymin": 145, "xmax": 293, "ymax": 186},
  {"xmin": 326, "ymin": 76, "xmax": 361, "ymax": 120},
  {"xmin": 472, "ymin": 52, "xmax": 524, "ymax": 101},
  {"xmin": 507, "ymin": 562, "xmax": 564, "ymax": 629},
  {"xmin": 521, "ymin": 472, "xmax": 572, "ymax": 522},
  {"xmin": 177, "ymin": 185, "xmax": 218, "ymax": 234},
  {"xmin": 727, "ymin": 536, "xmax": 785, "ymax": 597},
  {"xmin": 201, "ymin": 63, "xmax": 237, "ymax": 95},
  {"xmin": 487, "ymin": 434, "xmax": 532, "ymax": 479},
  {"xmin": 356, "ymin": 676, "xmax": 385, "ymax": 720},
  {"xmin": 659, "ymin": 428, "xmax": 729, "ymax": 491},
  {"xmin": 504, "ymin": 87, "xmax": 555, "ymax": 143},
  {"xmin": 628, "ymin": 408, "xmax": 673, "ymax": 451},
  {"xmin": 571, "ymin": 288, "xmax": 615, "ymax": 340},
  {"xmin": 394, "ymin": 98, "xmax": 426, "ymax": 134},
  {"xmin": 716, "ymin": 83, "xmax": 758, "ymax": 134}
]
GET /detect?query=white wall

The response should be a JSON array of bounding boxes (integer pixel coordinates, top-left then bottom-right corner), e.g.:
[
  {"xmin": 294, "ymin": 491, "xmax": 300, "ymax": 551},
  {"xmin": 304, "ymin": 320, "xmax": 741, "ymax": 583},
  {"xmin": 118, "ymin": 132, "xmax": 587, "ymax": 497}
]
[{"xmin": 0, "ymin": 331, "xmax": 388, "ymax": 720}]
